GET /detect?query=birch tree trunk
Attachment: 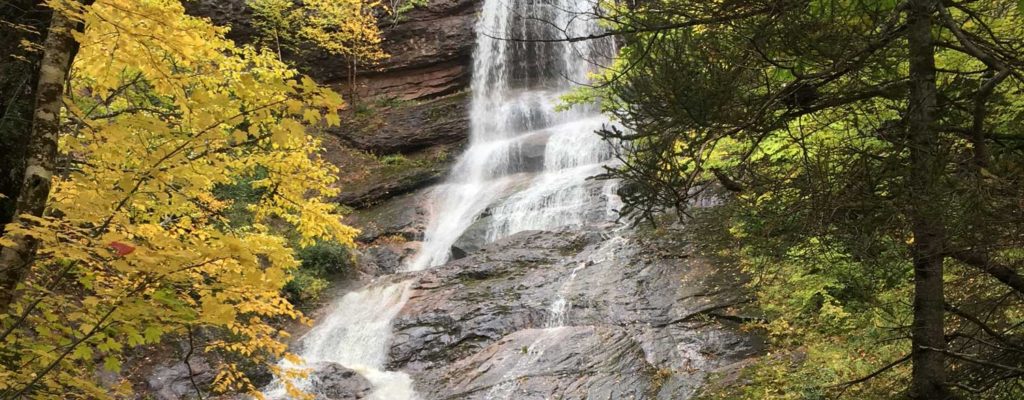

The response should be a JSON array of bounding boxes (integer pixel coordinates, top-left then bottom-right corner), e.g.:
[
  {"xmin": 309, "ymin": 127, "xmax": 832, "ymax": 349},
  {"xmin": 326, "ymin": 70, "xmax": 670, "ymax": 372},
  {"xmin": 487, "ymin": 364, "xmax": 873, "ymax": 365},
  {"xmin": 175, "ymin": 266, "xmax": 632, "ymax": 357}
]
[{"xmin": 0, "ymin": 6, "xmax": 79, "ymax": 314}]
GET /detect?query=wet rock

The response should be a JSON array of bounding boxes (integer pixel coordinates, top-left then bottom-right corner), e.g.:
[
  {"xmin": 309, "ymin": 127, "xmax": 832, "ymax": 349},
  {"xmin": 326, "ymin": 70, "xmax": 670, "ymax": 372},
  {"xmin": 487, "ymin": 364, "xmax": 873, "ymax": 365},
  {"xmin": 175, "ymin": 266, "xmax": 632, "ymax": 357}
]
[
  {"xmin": 321, "ymin": 135, "xmax": 457, "ymax": 210},
  {"xmin": 146, "ymin": 355, "xmax": 215, "ymax": 400},
  {"xmin": 308, "ymin": 362, "xmax": 373, "ymax": 400},
  {"xmin": 330, "ymin": 93, "xmax": 469, "ymax": 155},
  {"xmin": 503, "ymin": 131, "xmax": 549, "ymax": 173},
  {"xmin": 358, "ymin": 245, "xmax": 406, "ymax": 276},
  {"xmin": 437, "ymin": 326, "xmax": 658, "ymax": 399},
  {"xmin": 345, "ymin": 189, "xmax": 430, "ymax": 243},
  {"xmin": 450, "ymin": 215, "xmax": 491, "ymax": 256},
  {"xmin": 336, "ymin": 164, "xmax": 448, "ymax": 209},
  {"xmin": 384, "ymin": 228, "xmax": 762, "ymax": 399},
  {"xmin": 449, "ymin": 246, "xmax": 468, "ymax": 260}
]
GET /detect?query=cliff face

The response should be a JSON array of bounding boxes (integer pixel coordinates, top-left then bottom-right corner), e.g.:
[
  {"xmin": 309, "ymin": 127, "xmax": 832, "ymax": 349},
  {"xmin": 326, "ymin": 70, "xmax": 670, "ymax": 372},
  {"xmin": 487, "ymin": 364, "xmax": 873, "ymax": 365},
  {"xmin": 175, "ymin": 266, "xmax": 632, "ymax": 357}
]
[
  {"xmin": 355, "ymin": 0, "xmax": 478, "ymax": 100},
  {"xmin": 187, "ymin": 0, "xmax": 478, "ymax": 101},
  {"xmin": 133, "ymin": 5, "xmax": 767, "ymax": 400}
]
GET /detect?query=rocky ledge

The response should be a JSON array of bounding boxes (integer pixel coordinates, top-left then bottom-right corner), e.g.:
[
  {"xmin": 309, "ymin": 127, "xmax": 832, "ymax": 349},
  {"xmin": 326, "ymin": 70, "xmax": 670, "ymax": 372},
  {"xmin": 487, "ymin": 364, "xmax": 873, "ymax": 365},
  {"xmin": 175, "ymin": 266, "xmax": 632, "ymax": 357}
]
[{"xmin": 323, "ymin": 224, "xmax": 763, "ymax": 399}]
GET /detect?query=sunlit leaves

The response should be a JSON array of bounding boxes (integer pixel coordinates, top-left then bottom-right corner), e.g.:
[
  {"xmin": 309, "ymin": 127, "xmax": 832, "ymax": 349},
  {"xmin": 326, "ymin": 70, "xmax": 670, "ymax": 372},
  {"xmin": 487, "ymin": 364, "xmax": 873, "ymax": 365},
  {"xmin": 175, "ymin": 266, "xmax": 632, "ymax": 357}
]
[
  {"xmin": 0, "ymin": 0, "xmax": 363, "ymax": 397},
  {"xmin": 248, "ymin": 0, "xmax": 386, "ymax": 61}
]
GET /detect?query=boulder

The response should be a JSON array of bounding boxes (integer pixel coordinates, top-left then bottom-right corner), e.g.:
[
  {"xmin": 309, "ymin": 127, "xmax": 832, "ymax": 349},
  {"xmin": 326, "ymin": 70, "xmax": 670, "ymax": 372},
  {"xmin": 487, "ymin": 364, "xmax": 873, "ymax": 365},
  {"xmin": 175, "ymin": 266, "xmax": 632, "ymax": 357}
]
[
  {"xmin": 145, "ymin": 355, "xmax": 215, "ymax": 400},
  {"xmin": 308, "ymin": 362, "xmax": 373, "ymax": 400},
  {"xmin": 449, "ymin": 215, "xmax": 491, "ymax": 257}
]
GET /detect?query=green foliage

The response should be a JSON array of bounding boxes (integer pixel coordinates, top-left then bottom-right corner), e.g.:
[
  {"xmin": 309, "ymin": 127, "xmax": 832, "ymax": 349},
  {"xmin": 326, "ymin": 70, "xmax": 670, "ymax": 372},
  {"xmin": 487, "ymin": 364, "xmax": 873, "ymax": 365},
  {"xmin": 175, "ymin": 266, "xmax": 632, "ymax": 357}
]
[
  {"xmin": 686, "ymin": 205, "xmax": 913, "ymax": 399},
  {"xmin": 296, "ymin": 241, "xmax": 354, "ymax": 277},
  {"xmin": 590, "ymin": 0, "xmax": 1024, "ymax": 397},
  {"xmin": 215, "ymin": 174, "xmax": 355, "ymax": 306},
  {"xmin": 284, "ymin": 242, "xmax": 354, "ymax": 305},
  {"xmin": 212, "ymin": 168, "xmax": 270, "ymax": 229},
  {"xmin": 379, "ymin": 154, "xmax": 411, "ymax": 166},
  {"xmin": 283, "ymin": 269, "xmax": 330, "ymax": 304},
  {"xmin": 385, "ymin": 0, "xmax": 429, "ymax": 23}
]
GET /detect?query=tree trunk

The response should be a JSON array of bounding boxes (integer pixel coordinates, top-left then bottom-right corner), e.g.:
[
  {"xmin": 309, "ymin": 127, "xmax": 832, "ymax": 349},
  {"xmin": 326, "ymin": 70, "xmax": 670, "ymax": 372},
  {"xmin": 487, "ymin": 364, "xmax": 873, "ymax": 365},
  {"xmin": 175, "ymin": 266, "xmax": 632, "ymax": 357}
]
[
  {"xmin": 905, "ymin": 0, "xmax": 950, "ymax": 398},
  {"xmin": 0, "ymin": 6, "xmax": 80, "ymax": 314}
]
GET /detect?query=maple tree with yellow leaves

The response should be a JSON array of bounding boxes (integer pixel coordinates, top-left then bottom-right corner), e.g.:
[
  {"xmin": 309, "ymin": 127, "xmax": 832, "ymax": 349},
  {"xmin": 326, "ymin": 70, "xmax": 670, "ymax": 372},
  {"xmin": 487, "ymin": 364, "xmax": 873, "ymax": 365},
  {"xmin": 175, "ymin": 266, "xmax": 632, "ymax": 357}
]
[{"xmin": 0, "ymin": 0, "xmax": 381, "ymax": 398}]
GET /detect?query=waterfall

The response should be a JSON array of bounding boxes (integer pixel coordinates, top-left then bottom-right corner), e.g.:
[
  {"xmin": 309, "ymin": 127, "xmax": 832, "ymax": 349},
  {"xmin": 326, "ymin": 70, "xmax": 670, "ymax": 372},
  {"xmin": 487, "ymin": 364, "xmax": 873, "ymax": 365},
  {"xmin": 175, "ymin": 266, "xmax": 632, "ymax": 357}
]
[
  {"xmin": 268, "ymin": 1, "xmax": 617, "ymax": 398},
  {"xmin": 410, "ymin": 0, "xmax": 618, "ymax": 270}
]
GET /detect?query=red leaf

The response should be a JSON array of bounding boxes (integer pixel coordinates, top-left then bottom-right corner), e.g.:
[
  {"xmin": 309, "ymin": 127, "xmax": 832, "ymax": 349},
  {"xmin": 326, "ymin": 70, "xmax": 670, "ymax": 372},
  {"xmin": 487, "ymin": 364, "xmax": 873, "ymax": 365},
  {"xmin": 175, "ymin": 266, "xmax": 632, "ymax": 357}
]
[{"xmin": 109, "ymin": 241, "xmax": 135, "ymax": 256}]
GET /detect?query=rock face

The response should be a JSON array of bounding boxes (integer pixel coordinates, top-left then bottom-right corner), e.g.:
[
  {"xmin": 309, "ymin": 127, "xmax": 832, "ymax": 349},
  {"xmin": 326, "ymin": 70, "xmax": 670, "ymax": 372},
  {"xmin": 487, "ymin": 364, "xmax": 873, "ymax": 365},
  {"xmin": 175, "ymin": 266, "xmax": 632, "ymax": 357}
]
[
  {"xmin": 346, "ymin": 189, "xmax": 431, "ymax": 243},
  {"xmin": 186, "ymin": 0, "xmax": 478, "ymax": 101},
  {"xmin": 367, "ymin": 226, "xmax": 762, "ymax": 399},
  {"xmin": 442, "ymin": 326, "xmax": 658, "ymax": 399},
  {"xmin": 308, "ymin": 362, "xmax": 374, "ymax": 400},
  {"xmin": 183, "ymin": 4, "xmax": 762, "ymax": 399},
  {"xmin": 357, "ymin": 0, "xmax": 478, "ymax": 100},
  {"xmin": 346, "ymin": 188, "xmax": 433, "ymax": 275},
  {"xmin": 330, "ymin": 92, "xmax": 470, "ymax": 155},
  {"xmin": 145, "ymin": 355, "xmax": 216, "ymax": 400},
  {"xmin": 186, "ymin": 0, "xmax": 477, "ymax": 208}
]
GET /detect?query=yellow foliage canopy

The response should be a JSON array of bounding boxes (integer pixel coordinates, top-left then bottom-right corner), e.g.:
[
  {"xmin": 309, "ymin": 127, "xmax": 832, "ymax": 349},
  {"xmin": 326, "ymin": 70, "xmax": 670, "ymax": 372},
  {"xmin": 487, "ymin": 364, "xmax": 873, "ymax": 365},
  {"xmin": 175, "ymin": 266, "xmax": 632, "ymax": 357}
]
[
  {"xmin": 0, "ymin": 0, "xmax": 368, "ymax": 397},
  {"xmin": 248, "ymin": 0, "xmax": 387, "ymax": 61}
]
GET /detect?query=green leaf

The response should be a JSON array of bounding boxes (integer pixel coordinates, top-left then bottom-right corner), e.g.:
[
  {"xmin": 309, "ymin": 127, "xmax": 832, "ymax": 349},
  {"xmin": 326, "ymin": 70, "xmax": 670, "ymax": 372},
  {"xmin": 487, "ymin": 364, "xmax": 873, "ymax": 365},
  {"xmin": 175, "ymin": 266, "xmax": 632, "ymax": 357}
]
[
  {"xmin": 103, "ymin": 356, "xmax": 121, "ymax": 373},
  {"xmin": 144, "ymin": 326, "xmax": 163, "ymax": 343},
  {"xmin": 72, "ymin": 345, "xmax": 93, "ymax": 360}
]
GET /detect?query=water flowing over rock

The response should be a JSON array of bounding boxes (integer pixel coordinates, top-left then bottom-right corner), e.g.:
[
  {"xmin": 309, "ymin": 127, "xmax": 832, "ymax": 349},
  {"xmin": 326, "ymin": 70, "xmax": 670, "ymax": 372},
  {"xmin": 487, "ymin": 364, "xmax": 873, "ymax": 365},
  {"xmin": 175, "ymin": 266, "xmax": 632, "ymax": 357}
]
[
  {"xmin": 265, "ymin": 283, "xmax": 419, "ymax": 400},
  {"xmin": 409, "ymin": 0, "xmax": 619, "ymax": 270},
  {"xmin": 386, "ymin": 228, "xmax": 762, "ymax": 399},
  {"xmin": 307, "ymin": 363, "xmax": 373, "ymax": 400}
]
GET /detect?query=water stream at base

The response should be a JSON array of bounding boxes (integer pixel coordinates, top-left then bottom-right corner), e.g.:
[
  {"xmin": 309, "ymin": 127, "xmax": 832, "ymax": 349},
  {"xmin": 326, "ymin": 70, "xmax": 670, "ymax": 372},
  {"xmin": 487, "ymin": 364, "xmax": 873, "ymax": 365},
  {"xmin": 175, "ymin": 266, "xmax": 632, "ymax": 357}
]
[{"xmin": 268, "ymin": 0, "xmax": 616, "ymax": 398}]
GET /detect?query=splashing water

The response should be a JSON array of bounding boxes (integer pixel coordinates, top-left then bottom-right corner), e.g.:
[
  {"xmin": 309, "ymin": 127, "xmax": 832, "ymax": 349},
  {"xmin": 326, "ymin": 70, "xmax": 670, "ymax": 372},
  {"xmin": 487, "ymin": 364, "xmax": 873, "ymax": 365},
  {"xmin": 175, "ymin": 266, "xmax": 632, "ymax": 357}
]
[
  {"xmin": 265, "ymin": 282, "xmax": 417, "ymax": 400},
  {"xmin": 410, "ymin": 0, "xmax": 618, "ymax": 270}
]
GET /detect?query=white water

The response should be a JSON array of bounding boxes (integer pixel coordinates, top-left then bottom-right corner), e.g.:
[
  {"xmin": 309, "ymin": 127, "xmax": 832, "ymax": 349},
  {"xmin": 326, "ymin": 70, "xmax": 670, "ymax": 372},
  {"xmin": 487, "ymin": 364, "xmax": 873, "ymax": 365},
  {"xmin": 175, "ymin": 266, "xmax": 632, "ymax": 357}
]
[
  {"xmin": 410, "ymin": 0, "xmax": 618, "ymax": 270},
  {"xmin": 265, "ymin": 282, "xmax": 417, "ymax": 400}
]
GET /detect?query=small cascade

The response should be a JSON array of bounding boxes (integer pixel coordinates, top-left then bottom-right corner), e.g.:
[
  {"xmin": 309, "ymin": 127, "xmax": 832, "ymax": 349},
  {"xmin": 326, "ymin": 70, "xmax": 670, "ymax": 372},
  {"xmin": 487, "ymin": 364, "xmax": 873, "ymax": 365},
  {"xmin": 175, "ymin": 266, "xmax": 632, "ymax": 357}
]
[
  {"xmin": 410, "ymin": 0, "xmax": 618, "ymax": 270},
  {"xmin": 265, "ymin": 281, "xmax": 417, "ymax": 400},
  {"xmin": 484, "ymin": 262, "xmax": 586, "ymax": 400}
]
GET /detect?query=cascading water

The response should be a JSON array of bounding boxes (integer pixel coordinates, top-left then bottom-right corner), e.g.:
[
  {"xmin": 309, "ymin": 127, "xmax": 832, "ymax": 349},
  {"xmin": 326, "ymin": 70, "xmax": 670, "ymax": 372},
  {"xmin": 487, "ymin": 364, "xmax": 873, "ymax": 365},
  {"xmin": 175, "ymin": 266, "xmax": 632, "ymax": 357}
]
[
  {"xmin": 268, "ymin": 0, "xmax": 616, "ymax": 398},
  {"xmin": 484, "ymin": 262, "xmax": 584, "ymax": 400},
  {"xmin": 410, "ymin": 0, "xmax": 618, "ymax": 270},
  {"xmin": 265, "ymin": 282, "xmax": 418, "ymax": 400}
]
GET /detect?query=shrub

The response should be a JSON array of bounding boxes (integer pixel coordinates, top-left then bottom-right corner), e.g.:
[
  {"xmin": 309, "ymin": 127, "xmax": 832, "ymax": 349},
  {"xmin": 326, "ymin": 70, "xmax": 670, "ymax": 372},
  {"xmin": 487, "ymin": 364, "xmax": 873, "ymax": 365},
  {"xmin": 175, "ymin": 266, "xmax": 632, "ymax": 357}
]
[{"xmin": 296, "ymin": 241, "xmax": 354, "ymax": 276}]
